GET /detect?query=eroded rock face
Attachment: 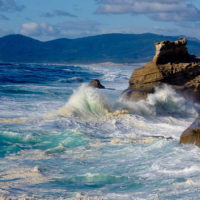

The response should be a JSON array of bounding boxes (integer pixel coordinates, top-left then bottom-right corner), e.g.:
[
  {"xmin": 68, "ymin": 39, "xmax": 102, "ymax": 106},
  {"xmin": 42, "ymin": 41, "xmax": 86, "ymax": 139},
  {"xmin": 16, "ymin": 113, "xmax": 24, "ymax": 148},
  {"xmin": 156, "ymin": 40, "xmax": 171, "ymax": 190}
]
[
  {"xmin": 153, "ymin": 38, "xmax": 190, "ymax": 64},
  {"xmin": 180, "ymin": 117, "xmax": 200, "ymax": 147},
  {"xmin": 89, "ymin": 79, "xmax": 105, "ymax": 89},
  {"xmin": 128, "ymin": 38, "xmax": 200, "ymax": 102}
]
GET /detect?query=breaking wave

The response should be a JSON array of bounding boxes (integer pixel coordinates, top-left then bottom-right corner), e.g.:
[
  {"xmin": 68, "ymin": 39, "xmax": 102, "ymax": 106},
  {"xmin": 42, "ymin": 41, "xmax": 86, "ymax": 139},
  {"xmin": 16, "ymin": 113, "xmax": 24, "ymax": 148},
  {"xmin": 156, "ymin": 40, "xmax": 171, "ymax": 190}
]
[
  {"xmin": 57, "ymin": 84, "xmax": 199, "ymax": 120},
  {"xmin": 58, "ymin": 84, "xmax": 110, "ymax": 118},
  {"xmin": 119, "ymin": 85, "xmax": 199, "ymax": 118}
]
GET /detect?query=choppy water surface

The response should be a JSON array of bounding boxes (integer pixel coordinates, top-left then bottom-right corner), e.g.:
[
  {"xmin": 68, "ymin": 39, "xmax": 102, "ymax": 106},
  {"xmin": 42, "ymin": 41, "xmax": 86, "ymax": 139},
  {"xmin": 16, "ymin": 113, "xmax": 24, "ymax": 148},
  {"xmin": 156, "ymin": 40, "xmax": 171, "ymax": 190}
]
[{"xmin": 0, "ymin": 63, "xmax": 200, "ymax": 199}]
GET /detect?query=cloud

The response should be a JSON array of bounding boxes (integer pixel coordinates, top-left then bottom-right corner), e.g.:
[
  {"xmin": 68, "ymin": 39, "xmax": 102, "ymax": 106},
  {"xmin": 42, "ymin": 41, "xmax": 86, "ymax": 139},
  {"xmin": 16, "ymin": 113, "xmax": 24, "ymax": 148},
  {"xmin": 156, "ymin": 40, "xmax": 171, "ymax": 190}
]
[
  {"xmin": 0, "ymin": 28, "xmax": 14, "ymax": 37},
  {"xmin": 95, "ymin": 0, "xmax": 200, "ymax": 22},
  {"xmin": 41, "ymin": 9, "xmax": 77, "ymax": 18},
  {"xmin": 0, "ymin": 0, "xmax": 25, "ymax": 12},
  {"xmin": 20, "ymin": 22, "xmax": 57, "ymax": 37},
  {"xmin": 0, "ymin": 14, "xmax": 9, "ymax": 20},
  {"xmin": 54, "ymin": 10, "xmax": 77, "ymax": 18},
  {"xmin": 41, "ymin": 12, "xmax": 54, "ymax": 18},
  {"xmin": 19, "ymin": 20, "xmax": 101, "ymax": 40}
]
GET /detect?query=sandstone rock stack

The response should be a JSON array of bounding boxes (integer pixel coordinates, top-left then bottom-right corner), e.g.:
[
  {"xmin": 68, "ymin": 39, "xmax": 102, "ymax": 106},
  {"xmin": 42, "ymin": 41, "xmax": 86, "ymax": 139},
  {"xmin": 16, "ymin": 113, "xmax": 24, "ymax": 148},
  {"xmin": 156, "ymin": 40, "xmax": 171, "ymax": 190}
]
[
  {"xmin": 153, "ymin": 38, "xmax": 190, "ymax": 64},
  {"xmin": 126, "ymin": 38, "xmax": 200, "ymax": 147},
  {"xmin": 128, "ymin": 38, "xmax": 200, "ymax": 101}
]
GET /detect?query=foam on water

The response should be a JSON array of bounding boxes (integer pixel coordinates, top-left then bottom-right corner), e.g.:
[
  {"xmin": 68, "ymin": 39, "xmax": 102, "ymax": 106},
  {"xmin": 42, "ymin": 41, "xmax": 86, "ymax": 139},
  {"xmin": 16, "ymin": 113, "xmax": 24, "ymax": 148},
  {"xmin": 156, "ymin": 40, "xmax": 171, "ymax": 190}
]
[
  {"xmin": 1, "ymin": 63, "xmax": 200, "ymax": 199},
  {"xmin": 120, "ymin": 84, "xmax": 199, "ymax": 117}
]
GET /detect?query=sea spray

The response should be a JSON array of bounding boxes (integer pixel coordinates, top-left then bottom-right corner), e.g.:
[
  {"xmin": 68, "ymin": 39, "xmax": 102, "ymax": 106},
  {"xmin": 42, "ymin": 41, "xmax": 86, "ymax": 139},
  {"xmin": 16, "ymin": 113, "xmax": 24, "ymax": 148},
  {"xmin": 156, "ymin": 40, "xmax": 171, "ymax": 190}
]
[
  {"xmin": 119, "ymin": 85, "xmax": 199, "ymax": 118},
  {"xmin": 58, "ymin": 84, "xmax": 110, "ymax": 118}
]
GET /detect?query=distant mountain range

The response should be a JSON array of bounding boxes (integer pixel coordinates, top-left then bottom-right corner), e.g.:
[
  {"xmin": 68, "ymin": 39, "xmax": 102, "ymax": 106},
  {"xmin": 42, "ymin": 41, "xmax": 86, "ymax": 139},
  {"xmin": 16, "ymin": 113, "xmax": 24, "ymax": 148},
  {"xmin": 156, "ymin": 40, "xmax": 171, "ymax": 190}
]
[{"xmin": 0, "ymin": 33, "xmax": 200, "ymax": 64}]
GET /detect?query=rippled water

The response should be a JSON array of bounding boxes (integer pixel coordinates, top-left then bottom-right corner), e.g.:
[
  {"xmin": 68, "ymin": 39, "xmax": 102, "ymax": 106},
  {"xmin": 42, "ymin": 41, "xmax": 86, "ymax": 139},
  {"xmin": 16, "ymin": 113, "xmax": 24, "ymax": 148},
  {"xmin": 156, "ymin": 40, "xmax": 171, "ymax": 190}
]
[{"xmin": 1, "ymin": 63, "xmax": 200, "ymax": 199}]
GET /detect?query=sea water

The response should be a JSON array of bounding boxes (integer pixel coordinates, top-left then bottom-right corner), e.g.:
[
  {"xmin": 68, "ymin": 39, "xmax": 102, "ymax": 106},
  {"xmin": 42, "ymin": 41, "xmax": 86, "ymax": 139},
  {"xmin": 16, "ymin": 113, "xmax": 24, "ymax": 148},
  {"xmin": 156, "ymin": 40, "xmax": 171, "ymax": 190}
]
[{"xmin": 0, "ymin": 63, "xmax": 200, "ymax": 199}]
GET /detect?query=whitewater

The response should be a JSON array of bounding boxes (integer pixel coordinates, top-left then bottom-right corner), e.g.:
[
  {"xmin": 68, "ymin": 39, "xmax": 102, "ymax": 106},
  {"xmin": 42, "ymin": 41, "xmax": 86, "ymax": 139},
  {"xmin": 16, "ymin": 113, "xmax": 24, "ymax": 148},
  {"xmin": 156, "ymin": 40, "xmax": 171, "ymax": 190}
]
[{"xmin": 0, "ymin": 63, "xmax": 200, "ymax": 200}]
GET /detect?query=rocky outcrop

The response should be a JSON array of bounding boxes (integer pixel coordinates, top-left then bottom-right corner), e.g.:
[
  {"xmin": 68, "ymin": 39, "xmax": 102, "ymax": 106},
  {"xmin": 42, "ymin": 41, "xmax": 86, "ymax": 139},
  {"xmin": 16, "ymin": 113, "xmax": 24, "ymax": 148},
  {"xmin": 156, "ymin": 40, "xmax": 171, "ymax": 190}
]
[
  {"xmin": 153, "ymin": 38, "xmax": 190, "ymax": 64},
  {"xmin": 180, "ymin": 117, "xmax": 200, "ymax": 147},
  {"xmin": 89, "ymin": 79, "xmax": 105, "ymax": 89},
  {"xmin": 128, "ymin": 38, "xmax": 200, "ymax": 101}
]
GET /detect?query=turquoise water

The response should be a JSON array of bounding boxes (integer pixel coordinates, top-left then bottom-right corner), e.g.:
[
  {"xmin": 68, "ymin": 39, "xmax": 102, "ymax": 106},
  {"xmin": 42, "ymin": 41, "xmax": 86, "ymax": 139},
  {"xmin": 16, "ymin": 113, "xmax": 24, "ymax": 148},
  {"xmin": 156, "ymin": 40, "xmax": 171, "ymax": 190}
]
[{"xmin": 0, "ymin": 63, "xmax": 200, "ymax": 199}]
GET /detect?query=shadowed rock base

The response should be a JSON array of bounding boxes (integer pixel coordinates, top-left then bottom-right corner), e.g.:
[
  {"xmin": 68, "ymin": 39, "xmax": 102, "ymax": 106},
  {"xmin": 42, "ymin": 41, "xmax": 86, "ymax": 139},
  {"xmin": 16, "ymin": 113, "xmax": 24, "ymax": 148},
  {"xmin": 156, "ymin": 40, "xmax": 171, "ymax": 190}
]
[
  {"xmin": 180, "ymin": 128, "xmax": 200, "ymax": 147},
  {"xmin": 121, "ymin": 88, "xmax": 148, "ymax": 101},
  {"xmin": 180, "ymin": 117, "xmax": 200, "ymax": 147}
]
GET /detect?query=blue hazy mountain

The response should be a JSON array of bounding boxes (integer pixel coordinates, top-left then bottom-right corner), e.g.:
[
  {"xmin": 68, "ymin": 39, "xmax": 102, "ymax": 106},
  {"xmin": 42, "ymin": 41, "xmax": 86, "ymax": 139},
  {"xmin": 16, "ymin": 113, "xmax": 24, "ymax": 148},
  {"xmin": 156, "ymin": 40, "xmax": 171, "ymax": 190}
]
[{"xmin": 0, "ymin": 33, "xmax": 199, "ymax": 63}]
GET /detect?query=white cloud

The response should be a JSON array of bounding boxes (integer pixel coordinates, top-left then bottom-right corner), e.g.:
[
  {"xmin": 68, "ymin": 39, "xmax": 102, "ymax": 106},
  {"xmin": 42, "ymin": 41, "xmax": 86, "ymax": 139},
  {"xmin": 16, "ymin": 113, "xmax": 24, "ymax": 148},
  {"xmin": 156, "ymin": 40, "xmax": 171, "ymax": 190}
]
[
  {"xmin": 95, "ymin": 0, "xmax": 200, "ymax": 22},
  {"xmin": 20, "ymin": 22, "xmax": 40, "ymax": 36},
  {"xmin": 19, "ymin": 21, "xmax": 101, "ymax": 40},
  {"xmin": 20, "ymin": 22, "xmax": 57, "ymax": 37}
]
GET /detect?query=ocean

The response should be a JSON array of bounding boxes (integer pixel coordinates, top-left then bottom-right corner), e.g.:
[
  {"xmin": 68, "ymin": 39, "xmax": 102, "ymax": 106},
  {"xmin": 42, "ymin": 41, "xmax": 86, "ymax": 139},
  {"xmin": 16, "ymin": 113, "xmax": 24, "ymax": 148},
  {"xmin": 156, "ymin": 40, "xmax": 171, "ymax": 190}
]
[{"xmin": 0, "ymin": 63, "xmax": 200, "ymax": 200}]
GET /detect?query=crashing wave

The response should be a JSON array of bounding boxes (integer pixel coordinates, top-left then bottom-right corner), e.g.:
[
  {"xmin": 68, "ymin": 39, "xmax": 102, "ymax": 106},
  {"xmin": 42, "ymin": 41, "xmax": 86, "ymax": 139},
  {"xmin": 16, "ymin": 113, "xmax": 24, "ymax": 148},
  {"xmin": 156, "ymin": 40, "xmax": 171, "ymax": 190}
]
[
  {"xmin": 58, "ymin": 84, "xmax": 110, "ymax": 118},
  {"xmin": 119, "ymin": 85, "xmax": 199, "ymax": 118}
]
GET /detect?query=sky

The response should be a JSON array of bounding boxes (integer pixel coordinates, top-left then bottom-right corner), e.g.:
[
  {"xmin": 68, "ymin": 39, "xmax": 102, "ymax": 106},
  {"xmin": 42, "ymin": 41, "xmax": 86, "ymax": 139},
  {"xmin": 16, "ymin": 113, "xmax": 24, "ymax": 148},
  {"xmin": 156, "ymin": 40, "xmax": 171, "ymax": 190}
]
[{"xmin": 0, "ymin": 0, "xmax": 200, "ymax": 41}]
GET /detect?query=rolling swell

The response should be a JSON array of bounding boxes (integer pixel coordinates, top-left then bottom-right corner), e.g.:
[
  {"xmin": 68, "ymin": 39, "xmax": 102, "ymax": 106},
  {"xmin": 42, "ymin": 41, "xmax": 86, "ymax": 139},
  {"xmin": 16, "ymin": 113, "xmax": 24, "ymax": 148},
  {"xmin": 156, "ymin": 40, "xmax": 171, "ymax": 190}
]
[{"xmin": 0, "ymin": 129, "xmax": 88, "ymax": 157}]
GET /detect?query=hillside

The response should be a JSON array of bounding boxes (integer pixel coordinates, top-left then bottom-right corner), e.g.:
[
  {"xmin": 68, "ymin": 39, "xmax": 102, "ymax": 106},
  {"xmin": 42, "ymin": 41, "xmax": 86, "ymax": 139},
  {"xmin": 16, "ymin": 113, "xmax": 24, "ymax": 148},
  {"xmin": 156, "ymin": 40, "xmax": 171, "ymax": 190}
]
[{"xmin": 0, "ymin": 33, "xmax": 199, "ymax": 63}]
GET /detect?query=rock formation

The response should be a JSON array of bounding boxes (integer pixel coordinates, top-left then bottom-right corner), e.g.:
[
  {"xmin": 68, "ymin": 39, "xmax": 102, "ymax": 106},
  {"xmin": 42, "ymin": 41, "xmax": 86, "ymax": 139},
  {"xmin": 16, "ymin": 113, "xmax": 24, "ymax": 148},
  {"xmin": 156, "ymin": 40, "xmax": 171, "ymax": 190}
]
[
  {"xmin": 153, "ymin": 38, "xmax": 190, "ymax": 64},
  {"xmin": 180, "ymin": 117, "xmax": 200, "ymax": 147},
  {"xmin": 89, "ymin": 79, "xmax": 105, "ymax": 89},
  {"xmin": 128, "ymin": 38, "xmax": 200, "ymax": 101}
]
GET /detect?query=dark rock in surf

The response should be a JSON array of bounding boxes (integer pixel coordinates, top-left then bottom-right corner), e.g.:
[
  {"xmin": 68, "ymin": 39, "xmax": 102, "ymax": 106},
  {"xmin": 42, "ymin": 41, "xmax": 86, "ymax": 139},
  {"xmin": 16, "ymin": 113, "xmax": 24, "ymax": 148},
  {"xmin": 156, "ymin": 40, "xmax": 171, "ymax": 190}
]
[
  {"xmin": 180, "ymin": 117, "xmax": 200, "ymax": 147},
  {"xmin": 125, "ymin": 38, "xmax": 200, "ymax": 102},
  {"xmin": 120, "ymin": 88, "xmax": 148, "ymax": 101},
  {"xmin": 89, "ymin": 79, "xmax": 105, "ymax": 89}
]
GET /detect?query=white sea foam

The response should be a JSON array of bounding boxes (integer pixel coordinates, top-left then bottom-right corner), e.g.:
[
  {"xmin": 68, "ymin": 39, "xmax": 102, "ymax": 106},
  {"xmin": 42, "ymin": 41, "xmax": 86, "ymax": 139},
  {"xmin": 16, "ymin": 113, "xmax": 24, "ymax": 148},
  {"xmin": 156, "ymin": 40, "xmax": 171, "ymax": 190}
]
[
  {"xmin": 152, "ymin": 164, "xmax": 200, "ymax": 176},
  {"xmin": 119, "ymin": 85, "xmax": 199, "ymax": 118},
  {"xmin": 2, "ymin": 63, "xmax": 200, "ymax": 199}
]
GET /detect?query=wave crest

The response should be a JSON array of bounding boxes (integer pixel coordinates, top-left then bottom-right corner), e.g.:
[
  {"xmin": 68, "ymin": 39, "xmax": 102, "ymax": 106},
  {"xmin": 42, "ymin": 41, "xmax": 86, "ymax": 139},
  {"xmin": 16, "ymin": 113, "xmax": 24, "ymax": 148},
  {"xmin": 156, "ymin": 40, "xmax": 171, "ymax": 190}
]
[{"xmin": 58, "ymin": 84, "xmax": 110, "ymax": 118}]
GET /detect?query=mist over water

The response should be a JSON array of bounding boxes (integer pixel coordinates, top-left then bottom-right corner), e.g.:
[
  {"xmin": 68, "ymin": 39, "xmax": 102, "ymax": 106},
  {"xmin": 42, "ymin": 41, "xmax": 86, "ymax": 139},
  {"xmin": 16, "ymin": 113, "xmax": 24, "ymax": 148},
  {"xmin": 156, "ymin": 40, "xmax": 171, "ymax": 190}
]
[{"xmin": 0, "ymin": 63, "xmax": 200, "ymax": 199}]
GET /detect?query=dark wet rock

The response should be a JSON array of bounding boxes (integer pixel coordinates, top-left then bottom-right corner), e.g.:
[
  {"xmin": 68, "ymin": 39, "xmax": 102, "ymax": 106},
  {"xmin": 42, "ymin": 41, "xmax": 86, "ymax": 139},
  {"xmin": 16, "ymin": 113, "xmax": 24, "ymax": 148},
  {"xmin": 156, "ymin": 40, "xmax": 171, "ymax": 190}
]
[
  {"xmin": 166, "ymin": 137, "xmax": 173, "ymax": 140},
  {"xmin": 89, "ymin": 79, "xmax": 105, "ymax": 89},
  {"xmin": 180, "ymin": 117, "xmax": 200, "ymax": 147},
  {"xmin": 127, "ymin": 38, "xmax": 200, "ymax": 102},
  {"xmin": 120, "ymin": 88, "xmax": 148, "ymax": 101}
]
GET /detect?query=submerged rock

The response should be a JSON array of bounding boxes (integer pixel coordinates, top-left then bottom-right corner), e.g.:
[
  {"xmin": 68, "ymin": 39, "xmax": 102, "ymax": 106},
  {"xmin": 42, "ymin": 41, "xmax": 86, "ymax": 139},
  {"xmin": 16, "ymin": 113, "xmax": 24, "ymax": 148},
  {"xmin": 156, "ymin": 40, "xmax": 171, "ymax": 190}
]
[
  {"xmin": 127, "ymin": 38, "xmax": 200, "ymax": 102},
  {"xmin": 180, "ymin": 117, "xmax": 200, "ymax": 147},
  {"xmin": 89, "ymin": 79, "xmax": 105, "ymax": 89}
]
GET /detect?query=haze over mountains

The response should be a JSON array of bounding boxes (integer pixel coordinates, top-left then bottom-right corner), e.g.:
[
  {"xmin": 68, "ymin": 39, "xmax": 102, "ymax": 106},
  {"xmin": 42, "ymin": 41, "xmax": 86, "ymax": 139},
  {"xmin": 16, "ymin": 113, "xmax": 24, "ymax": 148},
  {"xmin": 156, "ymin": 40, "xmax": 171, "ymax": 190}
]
[{"xmin": 0, "ymin": 33, "xmax": 200, "ymax": 64}]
